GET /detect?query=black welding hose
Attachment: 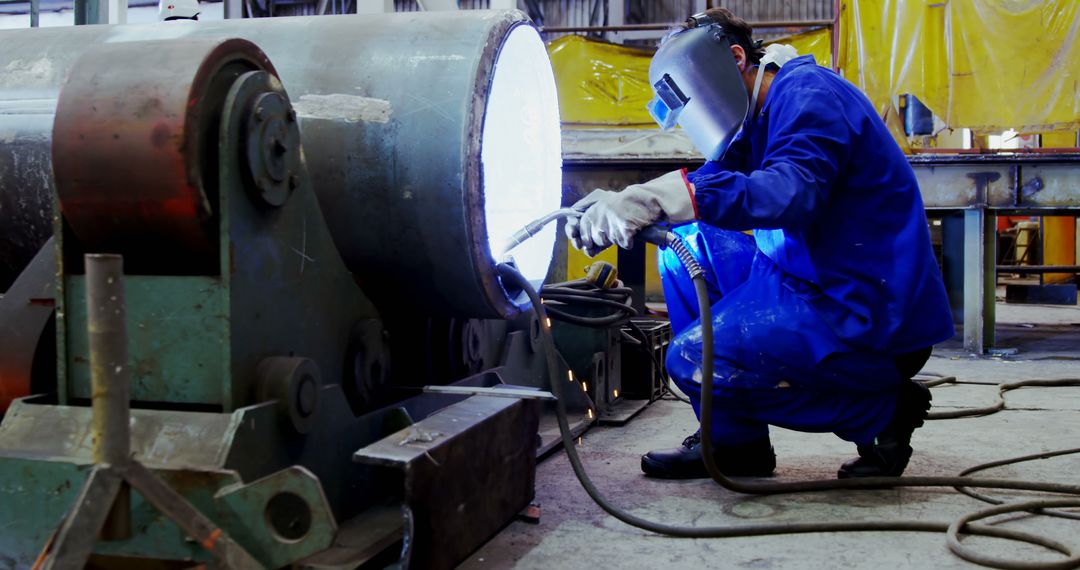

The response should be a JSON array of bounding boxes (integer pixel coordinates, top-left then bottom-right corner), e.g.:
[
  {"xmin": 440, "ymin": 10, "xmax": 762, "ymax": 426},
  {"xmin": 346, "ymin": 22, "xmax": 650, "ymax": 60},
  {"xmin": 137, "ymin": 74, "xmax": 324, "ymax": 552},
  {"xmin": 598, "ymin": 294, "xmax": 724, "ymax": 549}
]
[
  {"xmin": 956, "ymin": 447, "xmax": 1080, "ymax": 522},
  {"xmin": 540, "ymin": 281, "xmax": 637, "ymax": 327},
  {"xmin": 917, "ymin": 374, "xmax": 1080, "ymax": 521},
  {"xmin": 927, "ymin": 376, "xmax": 1080, "ymax": 420},
  {"xmin": 497, "ymin": 262, "xmax": 1080, "ymax": 570},
  {"xmin": 948, "ymin": 499, "xmax": 1080, "ymax": 570}
]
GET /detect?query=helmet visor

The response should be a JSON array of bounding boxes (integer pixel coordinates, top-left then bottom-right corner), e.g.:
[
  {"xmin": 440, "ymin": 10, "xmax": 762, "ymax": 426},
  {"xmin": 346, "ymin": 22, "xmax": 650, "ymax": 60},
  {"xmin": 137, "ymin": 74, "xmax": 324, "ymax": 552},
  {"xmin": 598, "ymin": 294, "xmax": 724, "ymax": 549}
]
[{"xmin": 647, "ymin": 24, "xmax": 749, "ymax": 161}]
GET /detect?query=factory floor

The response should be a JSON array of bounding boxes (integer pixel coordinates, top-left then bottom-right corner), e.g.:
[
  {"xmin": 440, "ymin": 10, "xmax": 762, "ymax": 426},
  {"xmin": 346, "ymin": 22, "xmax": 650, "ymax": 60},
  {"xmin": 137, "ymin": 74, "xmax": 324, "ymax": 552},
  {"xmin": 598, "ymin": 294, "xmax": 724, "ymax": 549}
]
[{"xmin": 462, "ymin": 300, "xmax": 1080, "ymax": 570}]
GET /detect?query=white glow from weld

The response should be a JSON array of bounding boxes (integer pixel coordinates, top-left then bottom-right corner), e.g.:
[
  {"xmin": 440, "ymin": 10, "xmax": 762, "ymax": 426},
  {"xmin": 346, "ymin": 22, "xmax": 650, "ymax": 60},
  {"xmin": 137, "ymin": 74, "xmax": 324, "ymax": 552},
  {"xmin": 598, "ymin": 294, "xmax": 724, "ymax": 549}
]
[{"xmin": 481, "ymin": 25, "xmax": 563, "ymax": 296}]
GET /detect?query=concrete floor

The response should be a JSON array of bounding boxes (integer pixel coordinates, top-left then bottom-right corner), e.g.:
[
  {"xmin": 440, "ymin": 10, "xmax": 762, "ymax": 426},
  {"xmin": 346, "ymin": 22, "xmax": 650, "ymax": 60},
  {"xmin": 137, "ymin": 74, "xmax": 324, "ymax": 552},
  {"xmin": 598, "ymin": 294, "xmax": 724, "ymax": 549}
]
[{"xmin": 463, "ymin": 301, "xmax": 1080, "ymax": 570}]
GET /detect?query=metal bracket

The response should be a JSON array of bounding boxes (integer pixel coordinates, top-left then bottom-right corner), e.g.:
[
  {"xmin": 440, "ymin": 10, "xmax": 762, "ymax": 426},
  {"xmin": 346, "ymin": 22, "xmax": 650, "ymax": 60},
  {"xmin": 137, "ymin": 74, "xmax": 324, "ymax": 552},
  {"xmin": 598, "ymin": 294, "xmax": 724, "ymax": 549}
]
[
  {"xmin": 37, "ymin": 460, "xmax": 264, "ymax": 570},
  {"xmin": 421, "ymin": 385, "xmax": 557, "ymax": 401}
]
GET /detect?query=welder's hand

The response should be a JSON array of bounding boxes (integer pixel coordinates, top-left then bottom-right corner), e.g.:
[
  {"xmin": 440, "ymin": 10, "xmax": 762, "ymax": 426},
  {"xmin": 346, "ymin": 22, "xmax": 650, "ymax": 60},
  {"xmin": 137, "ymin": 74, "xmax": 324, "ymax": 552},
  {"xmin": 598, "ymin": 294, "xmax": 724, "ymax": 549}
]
[
  {"xmin": 564, "ymin": 191, "xmax": 606, "ymax": 257},
  {"xmin": 564, "ymin": 169, "xmax": 697, "ymax": 257}
]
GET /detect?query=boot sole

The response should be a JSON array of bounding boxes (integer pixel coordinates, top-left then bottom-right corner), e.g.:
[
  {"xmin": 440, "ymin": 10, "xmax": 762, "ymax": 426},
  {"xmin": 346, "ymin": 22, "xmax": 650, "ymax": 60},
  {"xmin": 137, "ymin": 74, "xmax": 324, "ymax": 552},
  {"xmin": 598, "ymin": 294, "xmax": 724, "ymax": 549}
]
[
  {"xmin": 836, "ymin": 456, "xmax": 910, "ymax": 480},
  {"xmin": 640, "ymin": 455, "xmax": 711, "ymax": 480},
  {"xmin": 641, "ymin": 456, "xmax": 776, "ymax": 479}
]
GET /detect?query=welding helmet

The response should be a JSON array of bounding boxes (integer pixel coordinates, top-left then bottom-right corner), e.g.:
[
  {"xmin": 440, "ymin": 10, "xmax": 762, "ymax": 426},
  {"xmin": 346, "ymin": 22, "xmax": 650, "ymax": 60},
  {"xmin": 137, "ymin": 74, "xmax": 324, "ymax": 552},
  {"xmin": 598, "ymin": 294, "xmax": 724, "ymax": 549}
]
[
  {"xmin": 646, "ymin": 16, "xmax": 751, "ymax": 161},
  {"xmin": 159, "ymin": 0, "xmax": 200, "ymax": 21}
]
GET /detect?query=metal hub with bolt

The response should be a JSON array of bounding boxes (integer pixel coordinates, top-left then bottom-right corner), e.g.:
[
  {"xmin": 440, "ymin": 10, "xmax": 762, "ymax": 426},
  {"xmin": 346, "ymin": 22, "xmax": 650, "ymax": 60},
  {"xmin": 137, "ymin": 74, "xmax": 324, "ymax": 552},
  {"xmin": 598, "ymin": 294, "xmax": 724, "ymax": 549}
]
[
  {"xmin": 244, "ymin": 86, "xmax": 301, "ymax": 207},
  {"xmin": 256, "ymin": 356, "xmax": 323, "ymax": 434}
]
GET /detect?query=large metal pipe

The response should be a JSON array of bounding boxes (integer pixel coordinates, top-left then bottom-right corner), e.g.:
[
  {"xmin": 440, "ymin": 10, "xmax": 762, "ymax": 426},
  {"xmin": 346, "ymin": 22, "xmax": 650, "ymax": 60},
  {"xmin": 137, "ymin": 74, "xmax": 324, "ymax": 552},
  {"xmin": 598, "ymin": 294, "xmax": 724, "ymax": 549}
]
[{"xmin": 0, "ymin": 11, "xmax": 563, "ymax": 318}]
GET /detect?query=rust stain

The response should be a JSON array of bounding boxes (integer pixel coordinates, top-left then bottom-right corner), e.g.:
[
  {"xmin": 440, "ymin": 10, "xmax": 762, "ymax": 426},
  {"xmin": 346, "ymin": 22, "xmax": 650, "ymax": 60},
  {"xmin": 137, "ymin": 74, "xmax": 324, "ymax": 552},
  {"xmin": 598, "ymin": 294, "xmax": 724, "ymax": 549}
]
[
  {"xmin": 150, "ymin": 123, "xmax": 173, "ymax": 150},
  {"xmin": 201, "ymin": 527, "xmax": 223, "ymax": 551}
]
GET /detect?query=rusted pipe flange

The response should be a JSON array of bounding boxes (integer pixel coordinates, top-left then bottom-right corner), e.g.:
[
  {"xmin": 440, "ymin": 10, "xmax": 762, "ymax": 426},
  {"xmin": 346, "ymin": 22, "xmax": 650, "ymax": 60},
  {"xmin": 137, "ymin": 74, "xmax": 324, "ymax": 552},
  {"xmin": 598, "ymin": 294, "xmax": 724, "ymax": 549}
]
[{"xmin": 52, "ymin": 38, "xmax": 276, "ymax": 258}]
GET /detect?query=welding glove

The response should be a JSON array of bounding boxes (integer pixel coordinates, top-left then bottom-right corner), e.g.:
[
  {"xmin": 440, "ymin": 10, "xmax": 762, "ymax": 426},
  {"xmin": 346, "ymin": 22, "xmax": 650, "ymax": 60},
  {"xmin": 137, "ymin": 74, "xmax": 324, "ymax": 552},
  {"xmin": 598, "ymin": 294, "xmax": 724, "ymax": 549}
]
[{"xmin": 565, "ymin": 169, "xmax": 696, "ymax": 257}]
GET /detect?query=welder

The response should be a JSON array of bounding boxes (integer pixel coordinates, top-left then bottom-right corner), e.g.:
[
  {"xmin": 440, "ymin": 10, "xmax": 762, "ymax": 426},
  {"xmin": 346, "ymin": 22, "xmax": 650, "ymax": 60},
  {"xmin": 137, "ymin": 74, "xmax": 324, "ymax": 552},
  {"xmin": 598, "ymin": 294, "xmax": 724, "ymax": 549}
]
[{"xmin": 565, "ymin": 8, "xmax": 953, "ymax": 480}]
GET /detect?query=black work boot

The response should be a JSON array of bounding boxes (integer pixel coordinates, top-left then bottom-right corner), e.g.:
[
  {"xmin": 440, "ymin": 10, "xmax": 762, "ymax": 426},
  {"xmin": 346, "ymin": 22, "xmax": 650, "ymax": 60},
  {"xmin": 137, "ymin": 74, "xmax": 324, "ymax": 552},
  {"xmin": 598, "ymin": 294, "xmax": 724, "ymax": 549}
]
[
  {"xmin": 641, "ymin": 430, "xmax": 776, "ymax": 479},
  {"xmin": 838, "ymin": 379, "xmax": 932, "ymax": 479}
]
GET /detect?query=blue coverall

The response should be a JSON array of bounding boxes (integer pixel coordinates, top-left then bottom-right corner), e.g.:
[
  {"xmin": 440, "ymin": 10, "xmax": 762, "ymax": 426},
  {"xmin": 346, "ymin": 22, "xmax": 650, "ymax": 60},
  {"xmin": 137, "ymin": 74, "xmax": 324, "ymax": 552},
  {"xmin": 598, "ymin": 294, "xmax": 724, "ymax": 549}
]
[{"xmin": 661, "ymin": 55, "xmax": 954, "ymax": 447}]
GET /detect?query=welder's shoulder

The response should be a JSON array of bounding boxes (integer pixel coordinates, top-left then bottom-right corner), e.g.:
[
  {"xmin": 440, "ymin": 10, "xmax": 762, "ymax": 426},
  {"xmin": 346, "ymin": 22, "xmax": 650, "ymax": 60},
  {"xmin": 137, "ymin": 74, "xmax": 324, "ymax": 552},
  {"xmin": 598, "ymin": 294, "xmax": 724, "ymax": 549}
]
[
  {"xmin": 780, "ymin": 63, "xmax": 880, "ymax": 118},
  {"xmin": 768, "ymin": 65, "xmax": 849, "ymax": 124},
  {"xmin": 775, "ymin": 62, "xmax": 848, "ymax": 101}
]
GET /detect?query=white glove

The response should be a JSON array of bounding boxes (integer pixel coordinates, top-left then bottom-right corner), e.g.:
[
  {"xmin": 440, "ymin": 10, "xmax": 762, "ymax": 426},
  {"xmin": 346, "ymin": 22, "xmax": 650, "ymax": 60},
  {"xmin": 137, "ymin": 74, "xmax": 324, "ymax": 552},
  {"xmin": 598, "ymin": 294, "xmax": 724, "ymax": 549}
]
[{"xmin": 565, "ymin": 169, "xmax": 696, "ymax": 257}]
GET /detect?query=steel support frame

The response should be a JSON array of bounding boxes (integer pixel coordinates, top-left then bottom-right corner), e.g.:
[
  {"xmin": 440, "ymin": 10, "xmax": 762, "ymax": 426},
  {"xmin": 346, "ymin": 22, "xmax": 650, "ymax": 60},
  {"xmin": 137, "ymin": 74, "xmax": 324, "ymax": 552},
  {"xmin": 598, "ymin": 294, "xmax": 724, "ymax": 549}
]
[
  {"xmin": 588, "ymin": 0, "xmax": 709, "ymax": 44},
  {"xmin": 605, "ymin": 0, "xmax": 624, "ymax": 44},
  {"xmin": 915, "ymin": 154, "xmax": 1080, "ymax": 353},
  {"xmin": 356, "ymin": 0, "xmax": 394, "ymax": 13},
  {"xmin": 223, "ymin": 0, "xmax": 243, "ymax": 18},
  {"xmin": 963, "ymin": 208, "xmax": 996, "ymax": 353},
  {"xmin": 39, "ymin": 254, "xmax": 263, "ymax": 569},
  {"xmin": 74, "ymin": 0, "xmax": 119, "ymax": 24}
]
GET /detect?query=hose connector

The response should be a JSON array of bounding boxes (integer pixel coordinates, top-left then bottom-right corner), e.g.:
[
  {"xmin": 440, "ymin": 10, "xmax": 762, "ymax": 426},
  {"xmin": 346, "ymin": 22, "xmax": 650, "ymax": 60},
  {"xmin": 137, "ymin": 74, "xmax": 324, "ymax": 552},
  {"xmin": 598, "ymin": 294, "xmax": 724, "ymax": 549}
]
[
  {"xmin": 667, "ymin": 237, "xmax": 705, "ymax": 280},
  {"xmin": 637, "ymin": 225, "xmax": 705, "ymax": 280}
]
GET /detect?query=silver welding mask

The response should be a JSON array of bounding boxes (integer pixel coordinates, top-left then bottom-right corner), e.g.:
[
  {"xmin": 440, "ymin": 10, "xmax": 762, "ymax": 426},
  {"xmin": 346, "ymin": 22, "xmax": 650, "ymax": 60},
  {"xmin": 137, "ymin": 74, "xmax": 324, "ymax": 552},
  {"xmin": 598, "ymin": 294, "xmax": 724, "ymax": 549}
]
[{"xmin": 646, "ymin": 23, "xmax": 749, "ymax": 161}]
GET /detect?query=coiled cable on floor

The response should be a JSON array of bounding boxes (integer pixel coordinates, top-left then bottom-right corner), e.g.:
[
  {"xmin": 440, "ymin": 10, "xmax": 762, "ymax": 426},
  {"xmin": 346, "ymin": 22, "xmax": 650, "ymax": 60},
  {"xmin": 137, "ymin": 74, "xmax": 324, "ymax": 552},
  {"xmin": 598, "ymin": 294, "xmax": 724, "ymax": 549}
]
[
  {"xmin": 956, "ymin": 447, "xmax": 1080, "ymax": 522},
  {"xmin": 920, "ymin": 374, "xmax": 1080, "ymax": 420},
  {"xmin": 539, "ymin": 278, "xmax": 637, "ymax": 328}
]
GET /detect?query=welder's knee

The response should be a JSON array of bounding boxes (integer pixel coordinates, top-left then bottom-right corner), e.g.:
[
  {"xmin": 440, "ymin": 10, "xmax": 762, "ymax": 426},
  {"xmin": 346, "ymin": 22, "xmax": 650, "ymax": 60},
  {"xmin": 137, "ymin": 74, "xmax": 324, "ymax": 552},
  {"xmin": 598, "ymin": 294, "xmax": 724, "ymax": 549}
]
[{"xmin": 665, "ymin": 322, "xmax": 785, "ymax": 401}]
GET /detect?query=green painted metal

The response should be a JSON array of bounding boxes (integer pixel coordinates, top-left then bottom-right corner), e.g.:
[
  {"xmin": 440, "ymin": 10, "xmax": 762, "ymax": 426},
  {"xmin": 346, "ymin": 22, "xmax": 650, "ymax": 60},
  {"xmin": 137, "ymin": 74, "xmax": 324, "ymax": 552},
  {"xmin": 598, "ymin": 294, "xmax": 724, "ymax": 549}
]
[
  {"xmin": 0, "ymin": 456, "xmax": 93, "ymax": 561},
  {"xmin": 0, "ymin": 451, "xmax": 335, "ymax": 566},
  {"xmin": 214, "ymin": 466, "xmax": 337, "ymax": 569},
  {"xmin": 0, "ymin": 398, "xmax": 237, "ymax": 467},
  {"xmin": 84, "ymin": 466, "xmax": 335, "ymax": 566},
  {"xmin": 64, "ymin": 276, "xmax": 230, "ymax": 406},
  {"xmin": 84, "ymin": 469, "xmax": 234, "ymax": 563},
  {"xmin": 0, "ymin": 394, "xmax": 366, "ymax": 566}
]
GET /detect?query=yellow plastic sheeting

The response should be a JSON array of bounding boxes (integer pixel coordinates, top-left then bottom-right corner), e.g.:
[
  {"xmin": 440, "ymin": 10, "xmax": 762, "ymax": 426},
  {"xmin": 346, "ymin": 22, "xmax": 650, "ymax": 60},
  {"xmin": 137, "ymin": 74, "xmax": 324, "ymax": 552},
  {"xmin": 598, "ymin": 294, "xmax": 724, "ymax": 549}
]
[
  {"xmin": 838, "ymin": 0, "xmax": 948, "ymax": 118},
  {"xmin": 547, "ymin": 35, "xmax": 656, "ymax": 126},
  {"xmin": 769, "ymin": 27, "xmax": 832, "ymax": 69},
  {"xmin": 550, "ymin": 32, "xmax": 835, "ymax": 126},
  {"xmin": 1040, "ymin": 131, "xmax": 1078, "ymax": 148},
  {"xmin": 950, "ymin": 1, "xmax": 1080, "ymax": 133},
  {"xmin": 840, "ymin": 0, "xmax": 1080, "ymax": 134}
]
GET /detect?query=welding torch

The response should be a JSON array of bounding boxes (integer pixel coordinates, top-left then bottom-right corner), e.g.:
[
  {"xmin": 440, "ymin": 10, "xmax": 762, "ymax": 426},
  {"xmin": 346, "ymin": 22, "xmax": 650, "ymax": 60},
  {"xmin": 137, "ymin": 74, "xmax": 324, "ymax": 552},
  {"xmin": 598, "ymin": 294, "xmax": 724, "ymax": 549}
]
[{"xmin": 501, "ymin": 209, "xmax": 688, "ymax": 256}]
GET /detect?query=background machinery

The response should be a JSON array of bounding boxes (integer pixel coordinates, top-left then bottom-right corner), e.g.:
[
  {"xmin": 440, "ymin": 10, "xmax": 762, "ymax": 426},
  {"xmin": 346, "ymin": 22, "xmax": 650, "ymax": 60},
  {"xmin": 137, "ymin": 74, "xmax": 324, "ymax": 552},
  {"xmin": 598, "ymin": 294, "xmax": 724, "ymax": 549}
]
[{"xmin": 0, "ymin": 10, "xmax": 650, "ymax": 567}]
